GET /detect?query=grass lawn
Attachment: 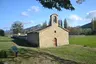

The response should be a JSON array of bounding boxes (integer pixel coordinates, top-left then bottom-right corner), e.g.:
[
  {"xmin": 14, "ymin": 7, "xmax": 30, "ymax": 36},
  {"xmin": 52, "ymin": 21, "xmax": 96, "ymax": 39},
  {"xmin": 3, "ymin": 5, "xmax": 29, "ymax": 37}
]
[
  {"xmin": 69, "ymin": 35, "xmax": 96, "ymax": 47},
  {"xmin": 0, "ymin": 36, "xmax": 13, "ymax": 50},
  {"xmin": 40, "ymin": 45, "xmax": 96, "ymax": 64},
  {"xmin": 0, "ymin": 42, "xmax": 13, "ymax": 50},
  {"xmin": 0, "ymin": 36, "xmax": 96, "ymax": 64}
]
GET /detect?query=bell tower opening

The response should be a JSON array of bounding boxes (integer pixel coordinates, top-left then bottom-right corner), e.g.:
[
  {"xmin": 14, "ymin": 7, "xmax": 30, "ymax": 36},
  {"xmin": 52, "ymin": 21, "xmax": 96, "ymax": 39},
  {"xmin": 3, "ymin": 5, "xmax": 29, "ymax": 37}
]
[
  {"xmin": 53, "ymin": 16, "xmax": 57, "ymax": 23},
  {"xmin": 49, "ymin": 14, "xmax": 58, "ymax": 26}
]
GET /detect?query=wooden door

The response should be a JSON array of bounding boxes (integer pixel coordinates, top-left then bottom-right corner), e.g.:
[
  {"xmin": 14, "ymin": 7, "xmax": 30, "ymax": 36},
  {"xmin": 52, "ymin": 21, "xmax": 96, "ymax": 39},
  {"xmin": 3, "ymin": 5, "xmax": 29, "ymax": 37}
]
[{"xmin": 54, "ymin": 38, "xmax": 57, "ymax": 46}]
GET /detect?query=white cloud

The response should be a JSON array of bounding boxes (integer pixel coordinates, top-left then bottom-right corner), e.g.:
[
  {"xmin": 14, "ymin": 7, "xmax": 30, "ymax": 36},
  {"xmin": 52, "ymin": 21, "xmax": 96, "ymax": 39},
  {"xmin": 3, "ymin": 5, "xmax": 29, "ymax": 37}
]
[
  {"xmin": 87, "ymin": 10, "xmax": 96, "ymax": 18},
  {"xmin": 28, "ymin": 6, "xmax": 39, "ymax": 12},
  {"xmin": 21, "ymin": 11, "xmax": 28, "ymax": 17},
  {"xmin": 69, "ymin": 14, "xmax": 82, "ymax": 21},
  {"xmin": 68, "ymin": 14, "xmax": 91, "ymax": 27},
  {"xmin": 21, "ymin": 6, "xmax": 40, "ymax": 17}
]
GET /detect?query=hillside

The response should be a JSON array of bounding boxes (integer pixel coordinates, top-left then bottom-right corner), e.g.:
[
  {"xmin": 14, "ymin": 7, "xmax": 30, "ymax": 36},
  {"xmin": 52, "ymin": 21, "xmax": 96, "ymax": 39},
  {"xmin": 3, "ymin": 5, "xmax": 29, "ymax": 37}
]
[{"xmin": 81, "ymin": 22, "xmax": 92, "ymax": 28}]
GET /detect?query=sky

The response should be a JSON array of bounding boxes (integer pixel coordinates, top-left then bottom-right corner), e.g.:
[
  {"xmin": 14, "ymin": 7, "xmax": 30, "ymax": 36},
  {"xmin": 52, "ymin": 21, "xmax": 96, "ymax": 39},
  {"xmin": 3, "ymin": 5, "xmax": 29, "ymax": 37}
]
[{"xmin": 0, "ymin": 0, "xmax": 96, "ymax": 30}]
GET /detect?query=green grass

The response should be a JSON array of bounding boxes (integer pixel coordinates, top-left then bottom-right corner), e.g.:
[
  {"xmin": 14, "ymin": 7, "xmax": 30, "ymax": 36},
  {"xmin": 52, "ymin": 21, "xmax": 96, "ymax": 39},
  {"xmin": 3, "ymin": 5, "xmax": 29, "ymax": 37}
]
[
  {"xmin": 0, "ymin": 36, "xmax": 13, "ymax": 42},
  {"xmin": 0, "ymin": 42, "xmax": 13, "ymax": 50},
  {"xmin": 41, "ymin": 45, "xmax": 96, "ymax": 64},
  {"xmin": 69, "ymin": 36, "xmax": 96, "ymax": 47},
  {"xmin": 0, "ymin": 36, "xmax": 96, "ymax": 64},
  {"xmin": 0, "ymin": 36, "xmax": 13, "ymax": 50}
]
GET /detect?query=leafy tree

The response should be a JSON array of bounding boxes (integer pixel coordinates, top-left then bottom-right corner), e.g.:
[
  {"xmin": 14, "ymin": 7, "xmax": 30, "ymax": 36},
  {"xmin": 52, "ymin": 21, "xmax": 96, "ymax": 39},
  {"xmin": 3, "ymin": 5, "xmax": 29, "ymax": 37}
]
[
  {"xmin": 68, "ymin": 26, "xmax": 93, "ymax": 35},
  {"xmin": 68, "ymin": 27, "xmax": 82, "ymax": 35},
  {"xmin": 0, "ymin": 29, "xmax": 5, "ymax": 36},
  {"xmin": 37, "ymin": 0, "xmax": 85, "ymax": 11},
  {"xmin": 11, "ymin": 21, "xmax": 23, "ymax": 34},
  {"xmin": 92, "ymin": 18, "xmax": 96, "ymax": 30},
  {"xmin": 64, "ymin": 19, "xmax": 68, "ymax": 28},
  {"xmin": 91, "ymin": 18, "xmax": 96, "ymax": 34},
  {"xmin": 82, "ymin": 28, "xmax": 92, "ymax": 35}
]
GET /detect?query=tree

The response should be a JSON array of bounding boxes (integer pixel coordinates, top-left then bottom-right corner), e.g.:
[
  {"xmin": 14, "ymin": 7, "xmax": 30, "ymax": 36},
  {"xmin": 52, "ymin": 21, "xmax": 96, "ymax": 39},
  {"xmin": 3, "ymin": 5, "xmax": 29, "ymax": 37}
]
[
  {"xmin": 60, "ymin": 20, "xmax": 63, "ymax": 28},
  {"xmin": 37, "ymin": 0, "xmax": 85, "ymax": 11},
  {"xmin": 0, "ymin": 29, "xmax": 5, "ymax": 36},
  {"xmin": 92, "ymin": 18, "xmax": 96, "ymax": 31},
  {"xmin": 48, "ymin": 19, "xmax": 51, "ymax": 26},
  {"xmin": 68, "ymin": 27, "xmax": 83, "ymax": 35},
  {"xmin": 11, "ymin": 21, "xmax": 23, "ymax": 34},
  {"xmin": 82, "ymin": 28, "xmax": 92, "ymax": 35},
  {"xmin": 64, "ymin": 19, "xmax": 68, "ymax": 28},
  {"xmin": 42, "ymin": 21, "xmax": 47, "ymax": 28},
  {"xmin": 58, "ymin": 20, "xmax": 63, "ymax": 28},
  {"xmin": 91, "ymin": 18, "xmax": 96, "ymax": 34}
]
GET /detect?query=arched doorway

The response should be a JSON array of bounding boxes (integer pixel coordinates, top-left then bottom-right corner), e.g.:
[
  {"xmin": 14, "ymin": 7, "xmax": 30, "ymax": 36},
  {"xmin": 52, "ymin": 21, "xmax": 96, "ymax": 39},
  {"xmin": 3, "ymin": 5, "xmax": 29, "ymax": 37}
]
[{"xmin": 54, "ymin": 38, "xmax": 57, "ymax": 46}]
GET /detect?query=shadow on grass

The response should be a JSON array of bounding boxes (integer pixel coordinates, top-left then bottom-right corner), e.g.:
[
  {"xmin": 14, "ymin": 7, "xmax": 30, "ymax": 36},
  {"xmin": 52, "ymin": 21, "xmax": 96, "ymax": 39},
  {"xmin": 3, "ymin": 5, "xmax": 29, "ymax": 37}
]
[{"xmin": 11, "ymin": 36, "xmax": 38, "ymax": 47}]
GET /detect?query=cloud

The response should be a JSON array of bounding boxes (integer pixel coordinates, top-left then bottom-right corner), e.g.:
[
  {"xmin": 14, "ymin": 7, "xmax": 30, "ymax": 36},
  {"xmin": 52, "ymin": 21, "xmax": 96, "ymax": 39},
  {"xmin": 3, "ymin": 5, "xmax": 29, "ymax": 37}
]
[
  {"xmin": 21, "ymin": 6, "xmax": 40, "ymax": 17},
  {"xmin": 87, "ymin": 10, "xmax": 96, "ymax": 18},
  {"xmin": 28, "ymin": 6, "xmax": 39, "ymax": 12},
  {"xmin": 68, "ymin": 14, "xmax": 91, "ymax": 27},
  {"xmin": 69, "ymin": 14, "xmax": 82, "ymax": 21},
  {"xmin": 21, "ymin": 11, "xmax": 29, "ymax": 17}
]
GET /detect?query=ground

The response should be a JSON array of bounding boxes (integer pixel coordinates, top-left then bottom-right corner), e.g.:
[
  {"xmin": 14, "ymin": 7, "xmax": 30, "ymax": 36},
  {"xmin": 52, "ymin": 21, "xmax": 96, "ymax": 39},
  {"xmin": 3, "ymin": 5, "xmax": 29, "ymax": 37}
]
[
  {"xmin": 0, "ymin": 36, "xmax": 13, "ymax": 50},
  {"xmin": 69, "ymin": 35, "xmax": 96, "ymax": 47},
  {"xmin": 40, "ymin": 45, "xmax": 96, "ymax": 64},
  {"xmin": 0, "ymin": 36, "xmax": 96, "ymax": 64}
]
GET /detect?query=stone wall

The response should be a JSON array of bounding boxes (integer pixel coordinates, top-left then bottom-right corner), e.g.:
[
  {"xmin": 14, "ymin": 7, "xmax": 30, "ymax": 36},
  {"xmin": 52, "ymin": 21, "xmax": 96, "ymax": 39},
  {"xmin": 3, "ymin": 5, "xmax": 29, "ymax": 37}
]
[
  {"xmin": 39, "ymin": 25, "xmax": 69, "ymax": 48},
  {"xmin": 27, "ymin": 32, "xmax": 39, "ymax": 47}
]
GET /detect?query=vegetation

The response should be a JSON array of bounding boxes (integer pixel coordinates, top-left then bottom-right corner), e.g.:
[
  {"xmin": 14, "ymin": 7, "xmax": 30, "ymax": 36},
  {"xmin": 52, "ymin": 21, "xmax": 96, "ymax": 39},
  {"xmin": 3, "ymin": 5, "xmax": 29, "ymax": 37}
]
[
  {"xmin": 68, "ymin": 26, "xmax": 93, "ymax": 35},
  {"xmin": 42, "ymin": 21, "xmax": 47, "ymax": 28},
  {"xmin": 37, "ymin": 0, "xmax": 85, "ymax": 11},
  {"xmin": 64, "ymin": 19, "xmax": 68, "ymax": 28},
  {"xmin": 41, "ymin": 45, "xmax": 96, "ymax": 64},
  {"xmin": 11, "ymin": 21, "xmax": 23, "ymax": 34},
  {"xmin": 0, "ymin": 50, "xmax": 7, "ymax": 58},
  {"xmin": 0, "ymin": 29, "xmax": 5, "ymax": 36},
  {"xmin": 0, "ymin": 48, "xmax": 78, "ymax": 64},
  {"xmin": 91, "ymin": 18, "xmax": 96, "ymax": 34},
  {"xmin": 58, "ymin": 20, "xmax": 63, "ymax": 28},
  {"xmin": 70, "ymin": 35, "xmax": 96, "ymax": 47},
  {"xmin": 0, "ymin": 36, "xmax": 96, "ymax": 64},
  {"xmin": 0, "ymin": 36, "xmax": 13, "ymax": 50}
]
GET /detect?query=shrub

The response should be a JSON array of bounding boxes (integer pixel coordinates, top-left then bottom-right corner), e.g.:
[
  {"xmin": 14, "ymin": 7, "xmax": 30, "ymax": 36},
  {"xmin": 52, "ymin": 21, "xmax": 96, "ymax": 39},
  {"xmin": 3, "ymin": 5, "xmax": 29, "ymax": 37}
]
[
  {"xmin": 83, "ymin": 45, "xmax": 87, "ymax": 47},
  {"xmin": 0, "ymin": 61, "xmax": 4, "ymax": 64},
  {"xmin": 18, "ymin": 48, "xmax": 28, "ymax": 54},
  {"xmin": 0, "ymin": 29, "xmax": 5, "ymax": 36},
  {"xmin": 0, "ymin": 50, "xmax": 8, "ymax": 58}
]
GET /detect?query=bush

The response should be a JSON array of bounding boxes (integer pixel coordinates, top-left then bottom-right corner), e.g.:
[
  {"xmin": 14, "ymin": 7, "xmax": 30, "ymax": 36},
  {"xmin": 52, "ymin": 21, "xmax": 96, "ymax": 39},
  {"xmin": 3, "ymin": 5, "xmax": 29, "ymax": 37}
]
[
  {"xmin": 83, "ymin": 45, "xmax": 87, "ymax": 47},
  {"xmin": 0, "ymin": 61, "xmax": 4, "ymax": 64},
  {"xmin": 0, "ymin": 29, "xmax": 5, "ymax": 36},
  {"xmin": 18, "ymin": 48, "xmax": 28, "ymax": 54},
  {"xmin": 7, "ymin": 49, "xmax": 14, "ymax": 56},
  {"xmin": 0, "ymin": 50, "xmax": 8, "ymax": 58}
]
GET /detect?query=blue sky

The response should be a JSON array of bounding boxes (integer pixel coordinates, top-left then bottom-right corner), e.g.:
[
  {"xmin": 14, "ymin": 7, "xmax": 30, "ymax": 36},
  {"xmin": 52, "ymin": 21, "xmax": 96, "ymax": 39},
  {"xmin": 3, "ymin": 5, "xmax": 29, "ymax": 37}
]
[{"xmin": 0, "ymin": 0, "xmax": 96, "ymax": 30}]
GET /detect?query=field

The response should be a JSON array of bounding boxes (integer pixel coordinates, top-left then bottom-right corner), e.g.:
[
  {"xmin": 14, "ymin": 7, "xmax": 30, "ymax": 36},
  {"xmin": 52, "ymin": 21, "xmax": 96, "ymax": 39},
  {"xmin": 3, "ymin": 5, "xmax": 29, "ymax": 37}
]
[
  {"xmin": 69, "ymin": 35, "xmax": 96, "ymax": 47},
  {"xmin": 0, "ymin": 36, "xmax": 96, "ymax": 64},
  {"xmin": 41, "ymin": 45, "xmax": 96, "ymax": 64},
  {"xmin": 0, "ymin": 36, "xmax": 13, "ymax": 50}
]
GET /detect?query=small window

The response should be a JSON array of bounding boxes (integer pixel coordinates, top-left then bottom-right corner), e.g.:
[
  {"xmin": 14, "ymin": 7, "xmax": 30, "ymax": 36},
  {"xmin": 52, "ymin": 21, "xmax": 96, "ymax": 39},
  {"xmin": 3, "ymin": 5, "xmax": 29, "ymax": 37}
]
[{"xmin": 54, "ymin": 30, "xmax": 56, "ymax": 33}]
